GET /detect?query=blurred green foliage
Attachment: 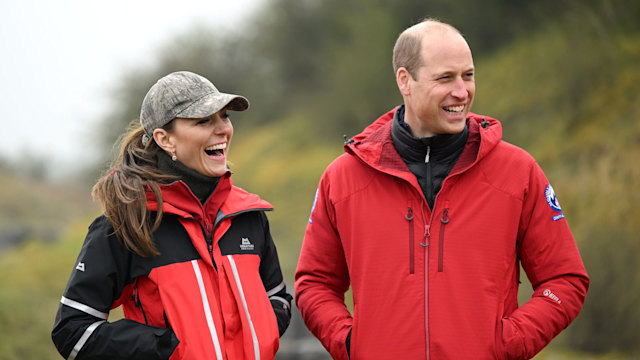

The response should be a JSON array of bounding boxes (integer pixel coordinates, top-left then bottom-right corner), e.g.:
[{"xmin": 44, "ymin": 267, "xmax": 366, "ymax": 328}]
[
  {"xmin": 0, "ymin": 218, "xmax": 97, "ymax": 359},
  {"xmin": 1, "ymin": 0, "xmax": 639, "ymax": 358}
]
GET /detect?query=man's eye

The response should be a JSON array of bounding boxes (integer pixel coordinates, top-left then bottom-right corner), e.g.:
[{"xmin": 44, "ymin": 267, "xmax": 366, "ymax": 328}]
[
  {"xmin": 221, "ymin": 112, "xmax": 230, "ymax": 119},
  {"xmin": 196, "ymin": 119, "xmax": 210, "ymax": 125}
]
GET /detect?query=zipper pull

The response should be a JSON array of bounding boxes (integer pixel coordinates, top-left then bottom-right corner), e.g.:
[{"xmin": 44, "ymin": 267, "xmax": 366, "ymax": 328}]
[
  {"xmin": 132, "ymin": 284, "xmax": 141, "ymax": 307},
  {"xmin": 344, "ymin": 134, "xmax": 355, "ymax": 144},
  {"xmin": 425, "ymin": 146, "xmax": 431, "ymax": 163},
  {"xmin": 405, "ymin": 207, "xmax": 414, "ymax": 221},
  {"xmin": 206, "ymin": 232, "xmax": 214, "ymax": 255},
  {"xmin": 441, "ymin": 208, "xmax": 450, "ymax": 224},
  {"xmin": 421, "ymin": 225, "xmax": 430, "ymax": 247}
]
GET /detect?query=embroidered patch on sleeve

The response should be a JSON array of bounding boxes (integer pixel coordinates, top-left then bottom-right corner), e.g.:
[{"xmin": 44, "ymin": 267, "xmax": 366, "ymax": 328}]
[{"xmin": 545, "ymin": 183, "xmax": 565, "ymax": 221}]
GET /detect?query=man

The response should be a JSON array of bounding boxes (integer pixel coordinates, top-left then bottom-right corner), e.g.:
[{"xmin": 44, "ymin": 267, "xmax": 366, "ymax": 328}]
[{"xmin": 295, "ymin": 19, "xmax": 589, "ymax": 359}]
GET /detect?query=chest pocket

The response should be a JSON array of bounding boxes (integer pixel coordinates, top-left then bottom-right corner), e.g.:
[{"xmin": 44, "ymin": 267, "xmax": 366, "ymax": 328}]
[{"xmin": 217, "ymin": 211, "xmax": 266, "ymax": 258}]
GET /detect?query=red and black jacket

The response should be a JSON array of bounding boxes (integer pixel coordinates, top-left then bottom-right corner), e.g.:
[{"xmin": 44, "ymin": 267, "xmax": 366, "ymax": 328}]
[{"xmin": 52, "ymin": 174, "xmax": 292, "ymax": 359}]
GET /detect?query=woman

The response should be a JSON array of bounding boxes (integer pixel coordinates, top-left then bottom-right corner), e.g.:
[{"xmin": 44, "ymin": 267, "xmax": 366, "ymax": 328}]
[{"xmin": 52, "ymin": 71, "xmax": 292, "ymax": 359}]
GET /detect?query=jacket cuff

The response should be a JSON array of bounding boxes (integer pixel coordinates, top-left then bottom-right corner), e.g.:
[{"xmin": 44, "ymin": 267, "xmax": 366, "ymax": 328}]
[{"xmin": 157, "ymin": 328, "xmax": 180, "ymax": 359}]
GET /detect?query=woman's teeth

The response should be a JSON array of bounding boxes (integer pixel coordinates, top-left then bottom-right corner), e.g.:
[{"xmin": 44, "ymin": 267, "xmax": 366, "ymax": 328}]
[{"xmin": 205, "ymin": 143, "xmax": 226, "ymax": 156}]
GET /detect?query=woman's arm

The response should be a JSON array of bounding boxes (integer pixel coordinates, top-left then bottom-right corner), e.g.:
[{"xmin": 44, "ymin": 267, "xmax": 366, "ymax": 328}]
[
  {"xmin": 258, "ymin": 212, "xmax": 293, "ymax": 337},
  {"xmin": 52, "ymin": 215, "xmax": 179, "ymax": 359}
]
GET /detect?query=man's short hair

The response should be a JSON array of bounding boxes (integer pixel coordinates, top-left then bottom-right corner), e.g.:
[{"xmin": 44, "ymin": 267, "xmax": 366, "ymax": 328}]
[{"xmin": 392, "ymin": 18, "xmax": 462, "ymax": 79}]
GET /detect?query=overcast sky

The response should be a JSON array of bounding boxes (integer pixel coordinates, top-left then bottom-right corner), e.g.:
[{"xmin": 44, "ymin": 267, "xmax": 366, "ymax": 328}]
[{"xmin": 0, "ymin": 0, "xmax": 263, "ymax": 176}]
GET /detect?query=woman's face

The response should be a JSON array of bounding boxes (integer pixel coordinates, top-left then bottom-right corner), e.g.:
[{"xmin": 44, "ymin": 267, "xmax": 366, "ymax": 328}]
[{"xmin": 156, "ymin": 108, "xmax": 233, "ymax": 177}]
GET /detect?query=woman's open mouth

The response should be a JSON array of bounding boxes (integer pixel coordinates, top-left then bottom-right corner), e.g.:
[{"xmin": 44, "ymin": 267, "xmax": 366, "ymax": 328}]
[{"xmin": 204, "ymin": 143, "xmax": 226, "ymax": 158}]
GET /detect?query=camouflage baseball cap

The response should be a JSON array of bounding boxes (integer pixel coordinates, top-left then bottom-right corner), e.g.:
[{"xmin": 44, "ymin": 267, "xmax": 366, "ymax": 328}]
[{"xmin": 140, "ymin": 71, "xmax": 249, "ymax": 143}]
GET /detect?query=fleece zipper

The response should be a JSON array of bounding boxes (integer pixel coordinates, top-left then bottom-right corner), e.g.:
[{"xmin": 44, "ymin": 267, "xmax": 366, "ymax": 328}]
[{"xmin": 425, "ymin": 146, "xmax": 433, "ymax": 208}]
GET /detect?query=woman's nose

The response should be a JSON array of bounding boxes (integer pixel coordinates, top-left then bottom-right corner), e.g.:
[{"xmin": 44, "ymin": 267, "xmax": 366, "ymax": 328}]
[{"xmin": 213, "ymin": 118, "xmax": 231, "ymax": 134}]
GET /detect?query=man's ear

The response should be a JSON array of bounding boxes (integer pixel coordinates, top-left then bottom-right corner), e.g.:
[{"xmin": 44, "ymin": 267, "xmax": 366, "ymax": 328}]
[
  {"xmin": 396, "ymin": 67, "xmax": 412, "ymax": 96},
  {"xmin": 153, "ymin": 128, "xmax": 174, "ymax": 153}
]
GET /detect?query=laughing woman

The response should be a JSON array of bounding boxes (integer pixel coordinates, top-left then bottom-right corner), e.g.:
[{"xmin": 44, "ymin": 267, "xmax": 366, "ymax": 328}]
[{"xmin": 52, "ymin": 71, "xmax": 292, "ymax": 359}]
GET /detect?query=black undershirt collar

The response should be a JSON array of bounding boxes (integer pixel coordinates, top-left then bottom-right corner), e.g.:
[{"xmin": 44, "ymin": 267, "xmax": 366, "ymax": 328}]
[
  {"xmin": 391, "ymin": 105, "xmax": 468, "ymax": 208},
  {"xmin": 157, "ymin": 151, "xmax": 219, "ymax": 204}
]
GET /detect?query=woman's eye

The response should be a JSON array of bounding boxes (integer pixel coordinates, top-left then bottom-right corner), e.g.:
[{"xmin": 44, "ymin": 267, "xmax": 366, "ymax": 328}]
[
  {"xmin": 196, "ymin": 119, "xmax": 210, "ymax": 125},
  {"xmin": 221, "ymin": 112, "xmax": 230, "ymax": 119}
]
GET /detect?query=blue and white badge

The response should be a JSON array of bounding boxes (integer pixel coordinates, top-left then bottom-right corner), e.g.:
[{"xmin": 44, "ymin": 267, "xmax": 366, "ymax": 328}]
[{"xmin": 545, "ymin": 184, "xmax": 565, "ymax": 221}]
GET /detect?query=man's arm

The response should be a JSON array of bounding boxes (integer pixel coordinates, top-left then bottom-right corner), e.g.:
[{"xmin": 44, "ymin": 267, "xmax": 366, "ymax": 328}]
[
  {"xmin": 295, "ymin": 179, "xmax": 353, "ymax": 360},
  {"xmin": 502, "ymin": 162, "xmax": 589, "ymax": 359}
]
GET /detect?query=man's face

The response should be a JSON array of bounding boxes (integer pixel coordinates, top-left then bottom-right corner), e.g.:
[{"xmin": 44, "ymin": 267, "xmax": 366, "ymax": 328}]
[{"xmin": 402, "ymin": 31, "xmax": 475, "ymax": 138}]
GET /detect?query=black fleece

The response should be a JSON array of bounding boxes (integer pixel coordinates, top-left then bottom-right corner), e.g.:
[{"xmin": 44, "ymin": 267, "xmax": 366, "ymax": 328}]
[
  {"xmin": 156, "ymin": 151, "xmax": 219, "ymax": 204},
  {"xmin": 391, "ymin": 105, "xmax": 468, "ymax": 209}
]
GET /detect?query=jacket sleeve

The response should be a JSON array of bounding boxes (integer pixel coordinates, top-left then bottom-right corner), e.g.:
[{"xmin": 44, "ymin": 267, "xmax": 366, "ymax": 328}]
[
  {"xmin": 258, "ymin": 212, "xmax": 293, "ymax": 337},
  {"xmin": 295, "ymin": 173, "xmax": 352, "ymax": 360},
  {"xmin": 502, "ymin": 161, "xmax": 589, "ymax": 359},
  {"xmin": 51, "ymin": 215, "xmax": 179, "ymax": 360}
]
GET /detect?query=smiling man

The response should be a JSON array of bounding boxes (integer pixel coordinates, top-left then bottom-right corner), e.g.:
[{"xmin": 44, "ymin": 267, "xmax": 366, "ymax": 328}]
[
  {"xmin": 295, "ymin": 19, "xmax": 589, "ymax": 359},
  {"xmin": 397, "ymin": 21, "xmax": 475, "ymax": 139}
]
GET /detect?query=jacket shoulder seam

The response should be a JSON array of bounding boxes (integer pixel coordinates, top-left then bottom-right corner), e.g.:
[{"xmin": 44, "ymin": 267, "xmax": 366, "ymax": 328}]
[
  {"xmin": 326, "ymin": 154, "xmax": 378, "ymax": 206},
  {"xmin": 476, "ymin": 141, "xmax": 534, "ymax": 202}
]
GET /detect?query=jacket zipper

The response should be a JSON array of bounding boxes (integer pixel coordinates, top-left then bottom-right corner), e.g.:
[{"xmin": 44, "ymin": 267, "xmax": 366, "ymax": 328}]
[
  {"xmin": 425, "ymin": 146, "xmax": 432, "ymax": 207},
  {"xmin": 201, "ymin": 222, "xmax": 217, "ymax": 272},
  {"xmin": 132, "ymin": 281, "xmax": 148, "ymax": 325},
  {"xmin": 424, "ymin": 223, "xmax": 431, "ymax": 359},
  {"xmin": 438, "ymin": 208, "xmax": 450, "ymax": 272},
  {"xmin": 406, "ymin": 207, "xmax": 415, "ymax": 274}
]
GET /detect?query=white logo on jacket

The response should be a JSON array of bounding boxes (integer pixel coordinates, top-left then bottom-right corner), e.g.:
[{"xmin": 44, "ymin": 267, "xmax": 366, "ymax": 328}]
[
  {"xmin": 543, "ymin": 289, "xmax": 562, "ymax": 304},
  {"xmin": 76, "ymin": 262, "xmax": 85, "ymax": 272},
  {"xmin": 240, "ymin": 237, "xmax": 255, "ymax": 251}
]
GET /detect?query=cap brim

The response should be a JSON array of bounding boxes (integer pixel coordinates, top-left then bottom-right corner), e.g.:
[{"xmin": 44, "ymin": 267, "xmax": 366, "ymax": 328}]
[{"xmin": 176, "ymin": 92, "xmax": 249, "ymax": 119}]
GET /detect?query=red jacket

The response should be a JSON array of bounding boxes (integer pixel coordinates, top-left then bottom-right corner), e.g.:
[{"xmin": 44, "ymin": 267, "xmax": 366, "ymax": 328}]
[
  {"xmin": 295, "ymin": 108, "xmax": 589, "ymax": 360},
  {"xmin": 53, "ymin": 174, "xmax": 292, "ymax": 359}
]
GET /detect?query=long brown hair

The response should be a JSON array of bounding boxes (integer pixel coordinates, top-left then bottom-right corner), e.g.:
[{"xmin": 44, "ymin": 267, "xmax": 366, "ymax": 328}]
[{"xmin": 92, "ymin": 121, "xmax": 175, "ymax": 257}]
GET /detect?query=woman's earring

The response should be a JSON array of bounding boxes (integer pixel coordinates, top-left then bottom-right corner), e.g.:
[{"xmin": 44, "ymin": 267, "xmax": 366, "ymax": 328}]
[{"xmin": 171, "ymin": 152, "xmax": 177, "ymax": 161}]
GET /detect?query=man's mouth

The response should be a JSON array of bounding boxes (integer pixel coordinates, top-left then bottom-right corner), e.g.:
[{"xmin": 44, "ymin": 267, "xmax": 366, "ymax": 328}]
[
  {"xmin": 204, "ymin": 143, "xmax": 226, "ymax": 157},
  {"xmin": 443, "ymin": 105, "xmax": 464, "ymax": 114}
]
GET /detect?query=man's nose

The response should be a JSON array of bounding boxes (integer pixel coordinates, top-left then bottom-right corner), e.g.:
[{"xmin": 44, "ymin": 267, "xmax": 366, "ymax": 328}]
[{"xmin": 451, "ymin": 78, "xmax": 468, "ymax": 99}]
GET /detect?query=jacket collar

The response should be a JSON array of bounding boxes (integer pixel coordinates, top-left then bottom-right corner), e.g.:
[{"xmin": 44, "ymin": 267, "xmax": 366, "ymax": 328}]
[
  {"xmin": 345, "ymin": 107, "xmax": 503, "ymax": 178},
  {"xmin": 156, "ymin": 150, "xmax": 220, "ymax": 204},
  {"xmin": 391, "ymin": 105, "xmax": 469, "ymax": 164},
  {"xmin": 145, "ymin": 172, "xmax": 272, "ymax": 225}
]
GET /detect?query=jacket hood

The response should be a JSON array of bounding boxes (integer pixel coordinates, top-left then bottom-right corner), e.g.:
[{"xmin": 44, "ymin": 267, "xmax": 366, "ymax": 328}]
[{"xmin": 345, "ymin": 107, "xmax": 503, "ymax": 177}]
